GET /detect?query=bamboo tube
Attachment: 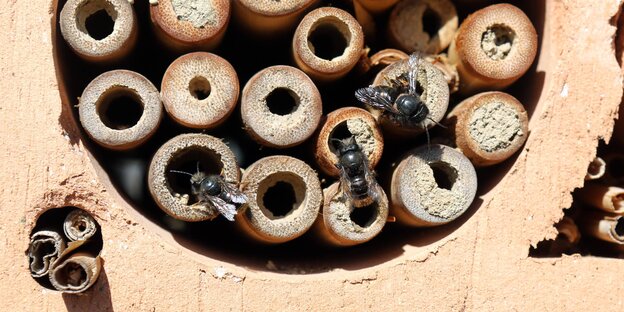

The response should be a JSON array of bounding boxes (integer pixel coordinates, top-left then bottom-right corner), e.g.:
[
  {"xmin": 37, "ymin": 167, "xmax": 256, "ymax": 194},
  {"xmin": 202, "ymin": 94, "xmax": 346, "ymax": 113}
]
[
  {"xmin": 556, "ymin": 216, "xmax": 581, "ymax": 245},
  {"xmin": 601, "ymin": 153, "xmax": 624, "ymax": 185},
  {"xmin": 584, "ymin": 157, "xmax": 606, "ymax": 181},
  {"xmin": 355, "ymin": 0, "xmax": 400, "ymax": 14},
  {"xmin": 314, "ymin": 107, "xmax": 384, "ymax": 177},
  {"xmin": 161, "ymin": 52, "xmax": 239, "ymax": 129},
  {"xmin": 445, "ymin": 91, "xmax": 528, "ymax": 167},
  {"xmin": 387, "ymin": 0, "xmax": 458, "ymax": 54},
  {"xmin": 371, "ymin": 55, "xmax": 450, "ymax": 137},
  {"xmin": 79, "ymin": 70, "xmax": 163, "ymax": 150},
  {"xmin": 63, "ymin": 209, "xmax": 98, "ymax": 242},
  {"xmin": 390, "ymin": 144, "xmax": 478, "ymax": 226},
  {"xmin": 148, "ymin": 133, "xmax": 240, "ymax": 222},
  {"xmin": 238, "ymin": 156, "xmax": 322, "ymax": 244},
  {"xmin": 27, "ymin": 231, "xmax": 66, "ymax": 278},
  {"xmin": 575, "ymin": 185, "xmax": 624, "ymax": 214},
  {"xmin": 233, "ymin": 0, "xmax": 319, "ymax": 36},
  {"xmin": 59, "ymin": 0, "xmax": 137, "ymax": 63},
  {"xmin": 241, "ymin": 65, "xmax": 322, "ymax": 148},
  {"xmin": 313, "ymin": 182, "xmax": 389, "ymax": 246},
  {"xmin": 293, "ymin": 7, "xmax": 365, "ymax": 82},
  {"xmin": 448, "ymin": 3, "xmax": 537, "ymax": 94},
  {"xmin": 49, "ymin": 252, "xmax": 102, "ymax": 294},
  {"xmin": 149, "ymin": 0, "xmax": 230, "ymax": 52},
  {"xmin": 577, "ymin": 211, "xmax": 624, "ymax": 245}
]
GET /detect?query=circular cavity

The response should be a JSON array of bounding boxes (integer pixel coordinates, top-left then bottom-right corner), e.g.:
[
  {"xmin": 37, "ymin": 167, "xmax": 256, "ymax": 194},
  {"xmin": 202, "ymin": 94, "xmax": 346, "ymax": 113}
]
[
  {"xmin": 449, "ymin": 3, "xmax": 537, "ymax": 92},
  {"xmin": 314, "ymin": 182, "xmax": 389, "ymax": 246},
  {"xmin": 391, "ymin": 144, "xmax": 478, "ymax": 226},
  {"xmin": 614, "ymin": 217, "xmax": 624, "ymax": 238},
  {"xmin": 448, "ymin": 91, "xmax": 528, "ymax": 167},
  {"xmin": 315, "ymin": 107, "xmax": 384, "ymax": 177},
  {"xmin": 239, "ymin": 156, "xmax": 322, "ymax": 244},
  {"xmin": 49, "ymin": 253, "xmax": 102, "ymax": 293},
  {"xmin": 28, "ymin": 231, "xmax": 65, "ymax": 278},
  {"xmin": 63, "ymin": 209, "xmax": 98, "ymax": 241},
  {"xmin": 150, "ymin": 0, "xmax": 230, "ymax": 51},
  {"xmin": 293, "ymin": 7, "xmax": 364, "ymax": 81},
  {"xmin": 79, "ymin": 70, "xmax": 163, "ymax": 150},
  {"xmin": 586, "ymin": 157, "xmax": 606, "ymax": 180},
  {"xmin": 388, "ymin": 0, "xmax": 458, "ymax": 54},
  {"xmin": 60, "ymin": 0, "xmax": 137, "ymax": 62},
  {"xmin": 161, "ymin": 52, "xmax": 239, "ymax": 129},
  {"xmin": 241, "ymin": 65, "xmax": 322, "ymax": 148},
  {"xmin": 372, "ymin": 56, "xmax": 450, "ymax": 136},
  {"xmin": 148, "ymin": 133, "xmax": 240, "ymax": 222}
]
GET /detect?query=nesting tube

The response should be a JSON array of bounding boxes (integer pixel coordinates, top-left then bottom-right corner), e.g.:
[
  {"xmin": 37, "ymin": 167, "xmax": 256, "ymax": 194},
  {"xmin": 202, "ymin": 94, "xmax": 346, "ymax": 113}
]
[
  {"xmin": 28, "ymin": 231, "xmax": 66, "ymax": 278},
  {"xmin": 49, "ymin": 252, "xmax": 102, "ymax": 294},
  {"xmin": 575, "ymin": 185, "xmax": 624, "ymax": 214},
  {"xmin": 148, "ymin": 133, "xmax": 240, "ymax": 222},
  {"xmin": 585, "ymin": 157, "xmax": 606, "ymax": 181},
  {"xmin": 233, "ymin": 0, "xmax": 319, "ymax": 36},
  {"xmin": 555, "ymin": 217, "xmax": 581, "ymax": 245},
  {"xmin": 388, "ymin": 0, "xmax": 458, "ymax": 54},
  {"xmin": 79, "ymin": 70, "xmax": 163, "ymax": 150},
  {"xmin": 372, "ymin": 55, "xmax": 450, "ymax": 136},
  {"xmin": 448, "ymin": 3, "xmax": 538, "ymax": 94},
  {"xmin": 63, "ymin": 209, "xmax": 98, "ymax": 242},
  {"xmin": 390, "ymin": 144, "xmax": 478, "ymax": 226},
  {"xmin": 161, "ymin": 52, "xmax": 239, "ymax": 129},
  {"xmin": 578, "ymin": 211, "xmax": 624, "ymax": 245},
  {"xmin": 315, "ymin": 107, "xmax": 384, "ymax": 177},
  {"xmin": 238, "ymin": 156, "xmax": 322, "ymax": 244},
  {"xmin": 241, "ymin": 66, "xmax": 322, "ymax": 148},
  {"xmin": 355, "ymin": 0, "xmax": 401, "ymax": 15},
  {"xmin": 601, "ymin": 154, "xmax": 624, "ymax": 185},
  {"xmin": 60, "ymin": 0, "xmax": 137, "ymax": 62},
  {"xmin": 293, "ymin": 7, "xmax": 365, "ymax": 82},
  {"xmin": 150, "ymin": 0, "xmax": 230, "ymax": 52},
  {"xmin": 445, "ymin": 91, "xmax": 529, "ymax": 167},
  {"xmin": 313, "ymin": 182, "xmax": 389, "ymax": 246}
]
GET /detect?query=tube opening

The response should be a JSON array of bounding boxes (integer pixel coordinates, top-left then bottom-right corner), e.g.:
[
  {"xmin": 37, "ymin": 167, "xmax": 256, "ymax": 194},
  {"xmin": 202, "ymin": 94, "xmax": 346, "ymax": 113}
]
[
  {"xmin": 429, "ymin": 162, "xmax": 457, "ymax": 190},
  {"xmin": 85, "ymin": 9, "xmax": 115, "ymax": 40},
  {"xmin": 54, "ymin": 262, "xmax": 87, "ymax": 287},
  {"xmin": 308, "ymin": 18, "xmax": 349, "ymax": 61},
  {"xmin": 481, "ymin": 24, "xmax": 516, "ymax": 60},
  {"xmin": 266, "ymin": 88, "xmax": 299, "ymax": 116},
  {"xmin": 607, "ymin": 157, "xmax": 624, "ymax": 179},
  {"xmin": 615, "ymin": 217, "xmax": 624, "ymax": 237},
  {"xmin": 258, "ymin": 173, "xmax": 306, "ymax": 220},
  {"xmin": 328, "ymin": 120, "xmax": 355, "ymax": 153},
  {"xmin": 166, "ymin": 147, "xmax": 223, "ymax": 204},
  {"xmin": 587, "ymin": 157, "xmax": 605, "ymax": 178},
  {"xmin": 189, "ymin": 76, "xmax": 211, "ymax": 100},
  {"xmin": 30, "ymin": 240, "xmax": 56, "ymax": 272},
  {"xmin": 350, "ymin": 202, "xmax": 379, "ymax": 228},
  {"xmin": 422, "ymin": 6, "xmax": 441, "ymax": 40},
  {"xmin": 96, "ymin": 87, "xmax": 144, "ymax": 130},
  {"xmin": 263, "ymin": 181, "xmax": 297, "ymax": 218}
]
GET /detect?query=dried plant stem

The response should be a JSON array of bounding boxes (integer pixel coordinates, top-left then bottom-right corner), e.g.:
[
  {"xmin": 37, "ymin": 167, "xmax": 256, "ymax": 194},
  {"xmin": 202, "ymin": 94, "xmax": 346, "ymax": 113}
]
[
  {"xmin": 49, "ymin": 251, "xmax": 102, "ymax": 294},
  {"xmin": 28, "ymin": 231, "xmax": 66, "ymax": 278},
  {"xmin": 575, "ymin": 185, "xmax": 624, "ymax": 214},
  {"xmin": 64, "ymin": 209, "xmax": 98, "ymax": 242},
  {"xmin": 577, "ymin": 211, "xmax": 624, "ymax": 245},
  {"xmin": 585, "ymin": 157, "xmax": 606, "ymax": 181},
  {"xmin": 233, "ymin": 0, "xmax": 319, "ymax": 36}
]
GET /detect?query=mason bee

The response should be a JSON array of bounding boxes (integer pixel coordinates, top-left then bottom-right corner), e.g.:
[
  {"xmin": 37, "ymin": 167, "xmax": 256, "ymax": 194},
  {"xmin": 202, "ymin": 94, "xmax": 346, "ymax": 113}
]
[
  {"xmin": 170, "ymin": 165, "xmax": 247, "ymax": 221},
  {"xmin": 333, "ymin": 136, "xmax": 382, "ymax": 208}
]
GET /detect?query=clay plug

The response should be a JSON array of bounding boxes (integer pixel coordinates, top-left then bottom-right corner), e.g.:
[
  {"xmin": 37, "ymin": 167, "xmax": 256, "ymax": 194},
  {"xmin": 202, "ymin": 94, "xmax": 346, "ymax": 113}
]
[
  {"xmin": 241, "ymin": 66, "xmax": 322, "ymax": 148},
  {"xmin": 161, "ymin": 52, "xmax": 239, "ymax": 129},
  {"xmin": 578, "ymin": 211, "xmax": 624, "ymax": 245},
  {"xmin": 390, "ymin": 144, "xmax": 478, "ymax": 226},
  {"xmin": 575, "ymin": 185, "xmax": 624, "ymax": 214},
  {"xmin": 600, "ymin": 153, "xmax": 624, "ymax": 185},
  {"xmin": 315, "ymin": 107, "xmax": 384, "ymax": 177},
  {"xmin": 293, "ymin": 7, "xmax": 365, "ymax": 82},
  {"xmin": 388, "ymin": 0, "xmax": 458, "ymax": 55},
  {"xmin": 79, "ymin": 70, "xmax": 163, "ymax": 150},
  {"xmin": 355, "ymin": 0, "xmax": 401, "ymax": 15},
  {"xmin": 448, "ymin": 3, "xmax": 537, "ymax": 94},
  {"xmin": 27, "ymin": 231, "xmax": 66, "ymax": 278},
  {"xmin": 49, "ymin": 252, "xmax": 102, "ymax": 294},
  {"xmin": 148, "ymin": 133, "xmax": 241, "ymax": 222},
  {"xmin": 313, "ymin": 182, "xmax": 389, "ymax": 246},
  {"xmin": 63, "ymin": 209, "xmax": 98, "ymax": 242},
  {"xmin": 367, "ymin": 54, "xmax": 449, "ymax": 137},
  {"xmin": 238, "ymin": 156, "xmax": 322, "ymax": 244},
  {"xmin": 445, "ymin": 91, "xmax": 528, "ymax": 167},
  {"xmin": 585, "ymin": 157, "xmax": 606, "ymax": 181},
  {"xmin": 150, "ymin": 0, "xmax": 230, "ymax": 52},
  {"xmin": 60, "ymin": 0, "xmax": 137, "ymax": 63},
  {"xmin": 233, "ymin": 0, "xmax": 319, "ymax": 36}
]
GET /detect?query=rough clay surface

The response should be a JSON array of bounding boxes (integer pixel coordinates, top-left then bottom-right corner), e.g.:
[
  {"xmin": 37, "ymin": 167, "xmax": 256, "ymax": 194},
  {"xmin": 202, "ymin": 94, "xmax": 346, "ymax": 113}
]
[
  {"xmin": 171, "ymin": 0, "xmax": 216, "ymax": 28},
  {"xmin": 1, "ymin": 1, "xmax": 624, "ymax": 311},
  {"xmin": 346, "ymin": 118, "xmax": 375, "ymax": 159},
  {"xmin": 469, "ymin": 101, "xmax": 523, "ymax": 152},
  {"xmin": 481, "ymin": 26, "xmax": 515, "ymax": 60}
]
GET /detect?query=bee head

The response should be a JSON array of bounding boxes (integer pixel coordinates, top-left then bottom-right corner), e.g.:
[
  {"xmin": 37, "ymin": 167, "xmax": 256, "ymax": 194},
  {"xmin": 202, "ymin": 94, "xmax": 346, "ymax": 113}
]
[{"xmin": 331, "ymin": 136, "xmax": 360, "ymax": 156}]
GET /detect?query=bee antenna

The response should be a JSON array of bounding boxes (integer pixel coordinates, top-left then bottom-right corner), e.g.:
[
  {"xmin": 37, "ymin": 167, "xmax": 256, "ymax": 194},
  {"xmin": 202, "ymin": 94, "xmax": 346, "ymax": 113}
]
[
  {"xmin": 422, "ymin": 121, "xmax": 431, "ymax": 152},
  {"xmin": 196, "ymin": 161, "xmax": 201, "ymax": 174},
  {"xmin": 426, "ymin": 116, "xmax": 447, "ymax": 129},
  {"xmin": 169, "ymin": 170, "xmax": 194, "ymax": 177},
  {"xmin": 330, "ymin": 137, "xmax": 343, "ymax": 149}
]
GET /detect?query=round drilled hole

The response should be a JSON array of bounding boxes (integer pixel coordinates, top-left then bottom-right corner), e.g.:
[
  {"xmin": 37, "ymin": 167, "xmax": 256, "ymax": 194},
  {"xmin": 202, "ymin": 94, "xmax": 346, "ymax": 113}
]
[
  {"xmin": 422, "ymin": 6, "xmax": 441, "ymax": 40},
  {"xmin": 165, "ymin": 148, "xmax": 223, "ymax": 204},
  {"xmin": 85, "ymin": 9, "xmax": 115, "ymax": 40},
  {"xmin": 350, "ymin": 202, "xmax": 379, "ymax": 228},
  {"xmin": 308, "ymin": 19, "xmax": 349, "ymax": 60},
  {"xmin": 266, "ymin": 88, "xmax": 298, "ymax": 116},
  {"xmin": 481, "ymin": 24, "xmax": 516, "ymax": 60},
  {"xmin": 189, "ymin": 76, "xmax": 211, "ymax": 100},
  {"xmin": 429, "ymin": 162, "xmax": 457, "ymax": 190},
  {"xmin": 96, "ymin": 88, "xmax": 144, "ymax": 130},
  {"xmin": 258, "ymin": 173, "xmax": 306, "ymax": 220}
]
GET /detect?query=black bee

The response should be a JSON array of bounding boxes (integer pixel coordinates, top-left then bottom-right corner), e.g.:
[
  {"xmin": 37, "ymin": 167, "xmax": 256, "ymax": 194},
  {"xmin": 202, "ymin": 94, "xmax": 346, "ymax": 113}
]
[
  {"xmin": 170, "ymin": 166, "xmax": 247, "ymax": 221},
  {"xmin": 333, "ymin": 136, "xmax": 381, "ymax": 208}
]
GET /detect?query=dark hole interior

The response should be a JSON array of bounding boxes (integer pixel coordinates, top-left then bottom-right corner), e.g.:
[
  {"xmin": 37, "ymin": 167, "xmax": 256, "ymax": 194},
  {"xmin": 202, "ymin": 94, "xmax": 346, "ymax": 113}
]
[
  {"xmin": 77, "ymin": 221, "xmax": 87, "ymax": 232},
  {"xmin": 308, "ymin": 22, "xmax": 348, "ymax": 60},
  {"xmin": 607, "ymin": 157, "xmax": 624, "ymax": 179},
  {"xmin": 165, "ymin": 148, "xmax": 223, "ymax": 204},
  {"xmin": 329, "ymin": 121, "xmax": 354, "ymax": 152},
  {"xmin": 263, "ymin": 181, "xmax": 297, "ymax": 217},
  {"xmin": 59, "ymin": 262, "xmax": 87, "ymax": 286},
  {"xmin": 615, "ymin": 218, "xmax": 624, "ymax": 237},
  {"xmin": 266, "ymin": 88, "xmax": 298, "ymax": 116},
  {"xmin": 30, "ymin": 241, "xmax": 56, "ymax": 271},
  {"xmin": 189, "ymin": 76, "xmax": 211, "ymax": 100},
  {"xmin": 422, "ymin": 7, "xmax": 441, "ymax": 40},
  {"xmin": 350, "ymin": 202, "xmax": 378, "ymax": 228},
  {"xmin": 85, "ymin": 9, "xmax": 114, "ymax": 40},
  {"xmin": 97, "ymin": 90, "xmax": 144, "ymax": 130},
  {"xmin": 430, "ymin": 162, "xmax": 456, "ymax": 190}
]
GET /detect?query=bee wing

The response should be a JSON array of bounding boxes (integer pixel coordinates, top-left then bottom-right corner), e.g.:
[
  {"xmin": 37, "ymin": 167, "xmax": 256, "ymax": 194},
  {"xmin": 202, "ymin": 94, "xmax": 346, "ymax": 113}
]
[
  {"xmin": 408, "ymin": 52, "xmax": 421, "ymax": 95},
  {"xmin": 362, "ymin": 156, "xmax": 382, "ymax": 203},
  {"xmin": 336, "ymin": 163, "xmax": 354, "ymax": 202},
  {"xmin": 206, "ymin": 195, "xmax": 238, "ymax": 221},
  {"xmin": 221, "ymin": 181, "xmax": 248, "ymax": 205},
  {"xmin": 355, "ymin": 87, "xmax": 400, "ymax": 114}
]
